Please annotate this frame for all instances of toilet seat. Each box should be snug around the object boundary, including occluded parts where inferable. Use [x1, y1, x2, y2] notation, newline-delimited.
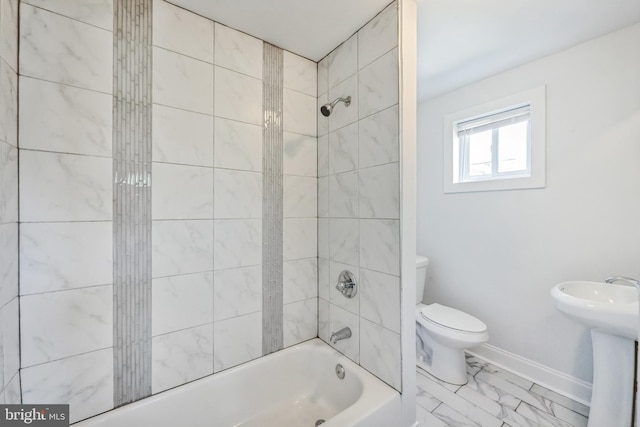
[419, 303, 487, 334]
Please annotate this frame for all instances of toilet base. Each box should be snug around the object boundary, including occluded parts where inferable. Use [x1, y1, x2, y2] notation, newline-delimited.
[417, 326, 469, 385]
[418, 345, 468, 385]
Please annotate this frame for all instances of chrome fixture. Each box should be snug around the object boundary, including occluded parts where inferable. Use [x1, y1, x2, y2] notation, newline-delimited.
[336, 270, 357, 298]
[320, 96, 351, 117]
[605, 276, 640, 290]
[335, 364, 346, 380]
[330, 327, 352, 344]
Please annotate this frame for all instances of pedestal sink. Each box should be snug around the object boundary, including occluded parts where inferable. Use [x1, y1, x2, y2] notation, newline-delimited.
[551, 281, 639, 427]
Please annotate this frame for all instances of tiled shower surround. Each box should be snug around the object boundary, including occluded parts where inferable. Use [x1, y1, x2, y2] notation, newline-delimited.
[12, 0, 400, 422]
[0, 0, 20, 406]
[18, 1, 117, 421]
[317, 3, 402, 390]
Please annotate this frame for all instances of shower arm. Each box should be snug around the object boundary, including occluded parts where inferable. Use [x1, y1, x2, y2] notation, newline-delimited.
[330, 96, 351, 108]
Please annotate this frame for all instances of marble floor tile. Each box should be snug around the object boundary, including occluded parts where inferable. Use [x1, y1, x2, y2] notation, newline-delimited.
[480, 363, 534, 390]
[465, 354, 490, 376]
[417, 386, 441, 412]
[474, 371, 548, 412]
[432, 403, 481, 427]
[417, 371, 502, 427]
[500, 411, 542, 427]
[530, 384, 590, 418]
[516, 403, 581, 427]
[416, 355, 589, 427]
[464, 373, 521, 411]
[417, 405, 448, 427]
[456, 382, 508, 418]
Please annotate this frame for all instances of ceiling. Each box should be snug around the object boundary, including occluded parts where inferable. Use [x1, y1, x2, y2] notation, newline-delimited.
[419, 0, 640, 101]
[168, 0, 392, 62]
[169, 0, 640, 102]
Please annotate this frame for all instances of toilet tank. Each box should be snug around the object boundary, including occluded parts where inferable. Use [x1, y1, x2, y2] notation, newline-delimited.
[416, 255, 429, 304]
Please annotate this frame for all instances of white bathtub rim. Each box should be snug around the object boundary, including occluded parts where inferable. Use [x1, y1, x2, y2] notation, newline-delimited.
[73, 338, 399, 426]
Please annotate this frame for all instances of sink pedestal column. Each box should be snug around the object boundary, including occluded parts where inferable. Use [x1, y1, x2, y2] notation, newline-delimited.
[589, 329, 635, 427]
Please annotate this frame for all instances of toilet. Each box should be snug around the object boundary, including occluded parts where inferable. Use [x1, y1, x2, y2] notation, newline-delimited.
[415, 255, 489, 385]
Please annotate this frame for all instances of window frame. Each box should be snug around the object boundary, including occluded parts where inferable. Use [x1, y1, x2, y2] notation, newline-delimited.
[443, 87, 546, 193]
[458, 105, 531, 183]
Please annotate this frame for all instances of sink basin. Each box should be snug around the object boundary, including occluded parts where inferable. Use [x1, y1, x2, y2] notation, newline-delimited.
[550, 281, 638, 339]
[551, 280, 639, 427]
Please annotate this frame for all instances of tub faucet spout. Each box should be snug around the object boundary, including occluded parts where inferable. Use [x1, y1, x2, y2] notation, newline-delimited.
[330, 327, 352, 344]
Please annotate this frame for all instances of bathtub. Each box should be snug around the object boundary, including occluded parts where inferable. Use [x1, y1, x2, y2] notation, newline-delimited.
[74, 338, 401, 427]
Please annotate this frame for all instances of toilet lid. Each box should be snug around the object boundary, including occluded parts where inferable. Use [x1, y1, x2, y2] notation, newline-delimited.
[420, 303, 487, 333]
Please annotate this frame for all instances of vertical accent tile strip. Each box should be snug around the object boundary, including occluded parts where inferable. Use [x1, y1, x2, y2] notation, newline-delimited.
[113, 0, 153, 406]
[262, 43, 284, 355]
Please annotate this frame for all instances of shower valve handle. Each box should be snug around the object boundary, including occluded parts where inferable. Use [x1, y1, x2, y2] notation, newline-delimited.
[336, 270, 357, 298]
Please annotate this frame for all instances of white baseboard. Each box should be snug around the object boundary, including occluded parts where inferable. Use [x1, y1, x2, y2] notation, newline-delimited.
[468, 343, 592, 406]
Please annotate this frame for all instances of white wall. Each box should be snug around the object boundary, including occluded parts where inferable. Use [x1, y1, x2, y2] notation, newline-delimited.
[399, 0, 418, 425]
[417, 22, 640, 396]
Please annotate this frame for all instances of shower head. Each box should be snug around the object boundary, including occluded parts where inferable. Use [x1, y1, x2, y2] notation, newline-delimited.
[320, 96, 351, 117]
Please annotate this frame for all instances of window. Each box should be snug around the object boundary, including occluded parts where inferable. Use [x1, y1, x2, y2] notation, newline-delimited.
[444, 87, 546, 193]
[457, 105, 530, 182]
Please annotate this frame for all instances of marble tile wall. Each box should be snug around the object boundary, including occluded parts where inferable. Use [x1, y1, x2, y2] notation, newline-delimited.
[150, 0, 319, 393]
[18, 1, 115, 421]
[150, 1, 215, 394]
[0, 0, 19, 405]
[282, 51, 319, 349]
[317, 2, 402, 392]
[16, 0, 318, 420]
[211, 20, 265, 374]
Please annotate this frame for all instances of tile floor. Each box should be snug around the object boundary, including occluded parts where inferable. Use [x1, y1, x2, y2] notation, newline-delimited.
[416, 354, 590, 427]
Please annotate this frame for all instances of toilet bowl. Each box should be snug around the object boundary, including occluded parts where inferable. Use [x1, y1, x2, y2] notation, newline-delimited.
[415, 256, 489, 385]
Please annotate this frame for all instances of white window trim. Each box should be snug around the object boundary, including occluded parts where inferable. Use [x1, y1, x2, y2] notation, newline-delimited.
[443, 86, 546, 193]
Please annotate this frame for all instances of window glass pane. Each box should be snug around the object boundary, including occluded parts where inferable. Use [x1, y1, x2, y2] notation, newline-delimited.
[445, 87, 545, 193]
[468, 130, 492, 176]
[498, 121, 528, 173]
